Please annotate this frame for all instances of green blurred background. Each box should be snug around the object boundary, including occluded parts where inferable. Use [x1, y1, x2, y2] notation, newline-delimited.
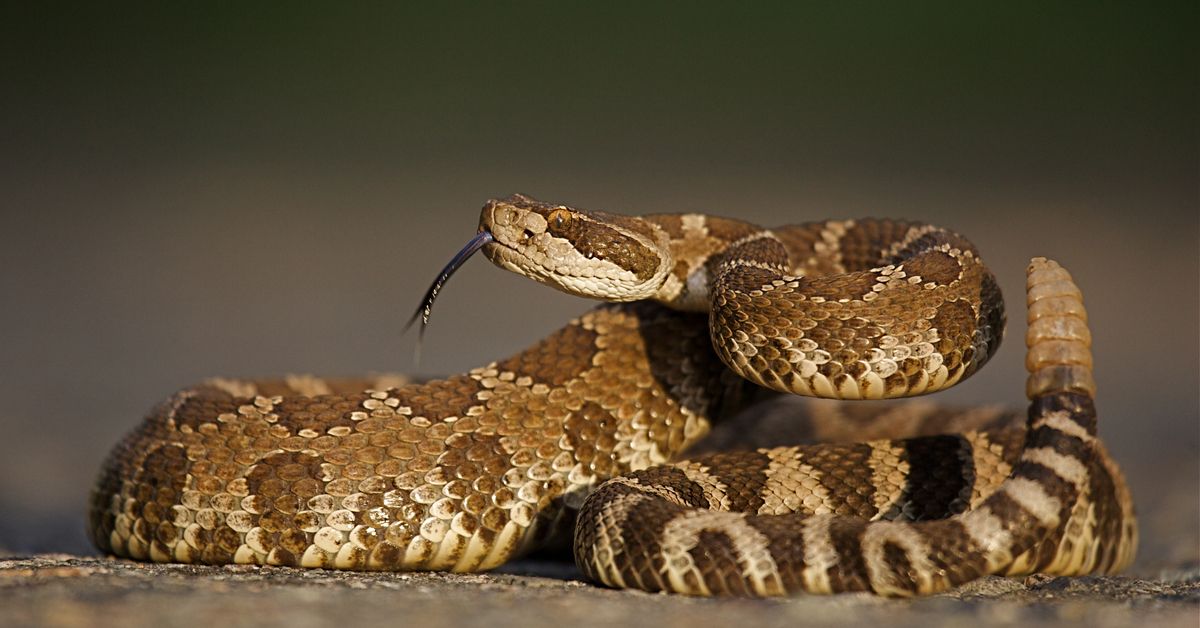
[1, 3, 1196, 570]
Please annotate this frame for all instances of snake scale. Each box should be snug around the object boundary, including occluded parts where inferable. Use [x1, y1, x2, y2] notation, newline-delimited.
[89, 195, 1136, 596]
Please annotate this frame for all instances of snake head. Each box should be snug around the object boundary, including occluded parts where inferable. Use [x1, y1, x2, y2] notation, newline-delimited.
[479, 194, 673, 301]
[405, 194, 672, 342]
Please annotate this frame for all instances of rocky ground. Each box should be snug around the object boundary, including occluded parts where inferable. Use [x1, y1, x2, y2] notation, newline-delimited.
[1, 554, 1196, 628]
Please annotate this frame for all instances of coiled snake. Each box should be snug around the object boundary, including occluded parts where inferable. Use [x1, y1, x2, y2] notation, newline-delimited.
[89, 195, 1136, 596]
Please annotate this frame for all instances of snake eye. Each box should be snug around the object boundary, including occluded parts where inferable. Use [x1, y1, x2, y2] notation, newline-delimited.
[547, 208, 571, 230]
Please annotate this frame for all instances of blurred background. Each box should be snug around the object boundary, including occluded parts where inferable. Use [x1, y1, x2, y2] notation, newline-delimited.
[1, 4, 1195, 572]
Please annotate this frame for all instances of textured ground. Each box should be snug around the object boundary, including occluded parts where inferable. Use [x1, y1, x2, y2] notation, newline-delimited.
[1, 554, 1196, 628]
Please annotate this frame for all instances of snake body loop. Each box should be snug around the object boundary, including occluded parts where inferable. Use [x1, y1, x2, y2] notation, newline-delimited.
[89, 195, 1135, 596]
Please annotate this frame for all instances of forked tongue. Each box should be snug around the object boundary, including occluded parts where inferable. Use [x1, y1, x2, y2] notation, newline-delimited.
[404, 230, 495, 362]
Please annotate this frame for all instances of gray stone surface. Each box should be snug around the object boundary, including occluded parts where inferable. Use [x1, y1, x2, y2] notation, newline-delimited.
[1, 555, 1196, 628]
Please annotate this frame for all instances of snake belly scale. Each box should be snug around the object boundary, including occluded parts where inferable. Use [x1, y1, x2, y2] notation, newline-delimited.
[89, 195, 1135, 596]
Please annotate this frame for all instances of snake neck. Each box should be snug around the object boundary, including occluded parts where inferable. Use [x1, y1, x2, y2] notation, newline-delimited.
[645, 214, 775, 312]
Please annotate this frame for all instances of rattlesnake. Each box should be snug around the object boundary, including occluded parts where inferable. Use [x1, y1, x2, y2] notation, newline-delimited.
[89, 195, 1136, 596]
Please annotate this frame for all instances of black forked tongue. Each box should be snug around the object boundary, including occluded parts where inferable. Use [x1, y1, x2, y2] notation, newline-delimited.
[404, 230, 495, 361]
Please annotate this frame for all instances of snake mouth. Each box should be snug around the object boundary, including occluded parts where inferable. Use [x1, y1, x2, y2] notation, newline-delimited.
[405, 229, 495, 338]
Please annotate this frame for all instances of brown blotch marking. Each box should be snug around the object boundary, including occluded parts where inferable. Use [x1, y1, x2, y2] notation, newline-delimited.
[464, 433, 510, 482]
[172, 394, 241, 430]
[279, 528, 310, 554]
[645, 214, 685, 238]
[888, 435, 974, 521]
[1085, 446, 1128, 572]
[90, 426, 155, 547]
[652, 465, 715, 511]
[983, 484, 1055, 552]
[987, 426, 1027, 466]
[155, 521, 178, 545]
[370, 541, 403, 568]
[274, 393, 368, 435]
[826, 518, 870, 592]
[715, 264, 780, 296]
[768, 221, 838, 275]
[626, 467, 711, 508]
[1015, 461, 1077, 521]
[245, 451, 323, 497]
[403, 375, 486, 420]
[585, 208, 663, 243]
[698, 216, 763, 244]
[976, 269, 1006, 363]
[564, 400, 621, 467]
[921, 519, 987, 585]
[924, 229, 978, 258]
[885, 227, 978, 266]
[838, 219, 920, 271]
[1030, 425, 1088, 462]
[798, 271, 881, 301]
[537, 207, 662, 281]
[1030, 392, 1097, 435]
[745, 513, 807, 592]
[603, 496, 682, 592]
[881, 541, 918, 593]
[983, 490, 1069, 580]
[635, 303, 735, 419]
[900, 250, 962, 286]
[796, 443, 877, 517]
[671, 258, 693, 287]
[92, 420, 189, 552]
[720, 235, 788, 270]
[686, 450, 771, 513]
[930, 299, 977, 361]
[818, 361, 845, 380]
[497, 323, 599, 387]
[693, 529, 754, 596]
[214, 526, 242, 553]
[1027, 499, 1076, 572]
[267, 548, 298, 567]
[135, 444, 190, 515]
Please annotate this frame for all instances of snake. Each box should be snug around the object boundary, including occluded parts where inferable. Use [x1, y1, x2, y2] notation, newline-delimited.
[88, 194, 1137, 596]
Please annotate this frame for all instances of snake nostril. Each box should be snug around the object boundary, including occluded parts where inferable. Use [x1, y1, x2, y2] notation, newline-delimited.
[522, 228, 535, 241]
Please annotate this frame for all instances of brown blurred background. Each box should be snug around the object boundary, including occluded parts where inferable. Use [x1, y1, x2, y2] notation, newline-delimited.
[1, 4, 1196, 570]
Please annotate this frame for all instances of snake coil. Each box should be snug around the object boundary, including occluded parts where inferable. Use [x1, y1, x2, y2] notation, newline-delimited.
[89, 196, 1135, 596]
